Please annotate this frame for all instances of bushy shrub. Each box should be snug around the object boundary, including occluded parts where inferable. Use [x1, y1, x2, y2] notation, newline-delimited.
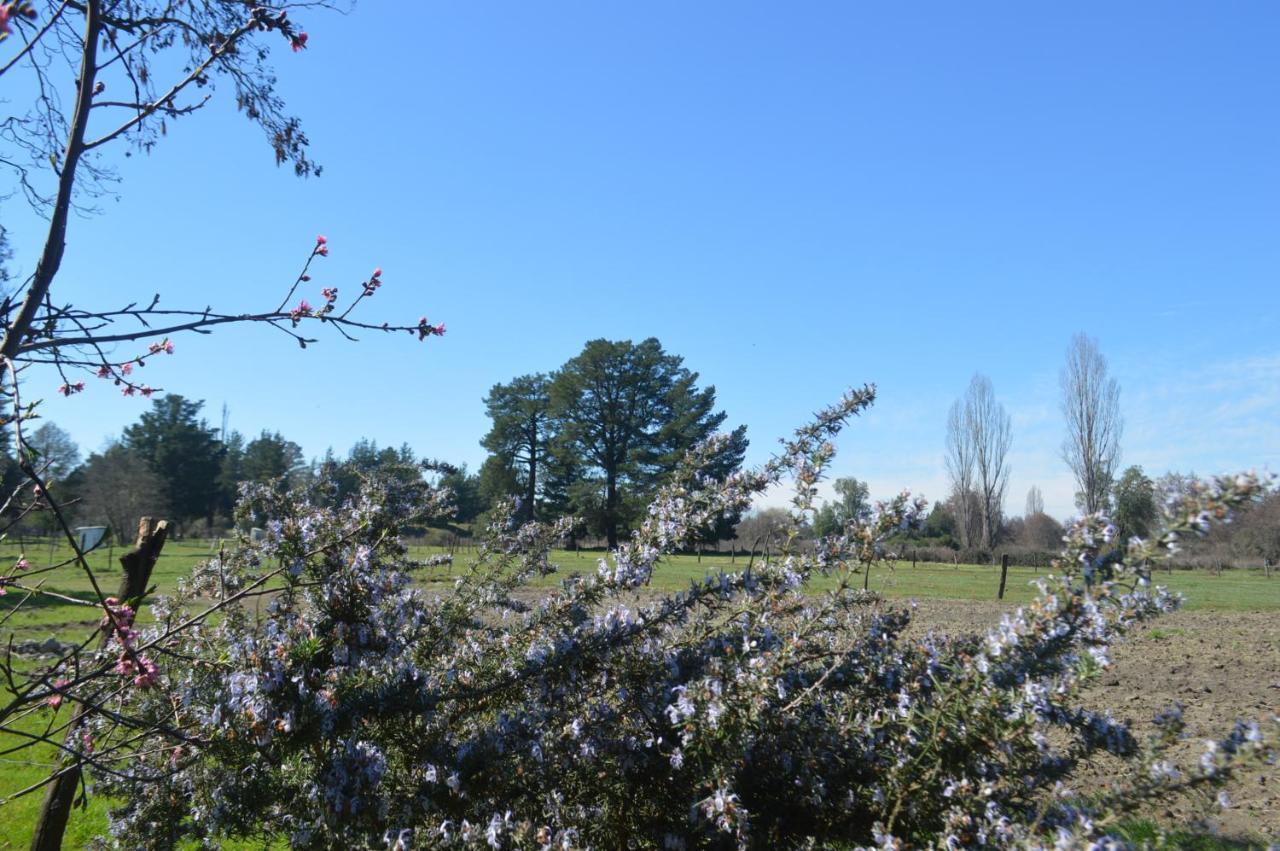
[63, 389, 1277, 849]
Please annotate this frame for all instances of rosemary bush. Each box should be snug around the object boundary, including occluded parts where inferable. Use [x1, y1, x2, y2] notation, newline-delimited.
[54, 389, 1275, 849]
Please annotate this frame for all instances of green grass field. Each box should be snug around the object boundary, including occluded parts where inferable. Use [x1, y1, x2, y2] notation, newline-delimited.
[0, 538, 1276, 846]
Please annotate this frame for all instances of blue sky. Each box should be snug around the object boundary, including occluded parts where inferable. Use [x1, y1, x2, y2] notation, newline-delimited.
[4, 2, 1278, 520]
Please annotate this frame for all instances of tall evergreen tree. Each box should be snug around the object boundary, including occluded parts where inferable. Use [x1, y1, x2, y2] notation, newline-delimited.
[1112, 465, 1157, 541]
[481, 374, 551, 523]
[242, 431, 307, 489]
[216, 430, 247, 520]
[549, 338, 747, 548]
[123, 395, 224, 534]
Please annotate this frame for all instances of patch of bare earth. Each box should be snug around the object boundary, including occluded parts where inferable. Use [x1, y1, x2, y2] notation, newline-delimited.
[900, 599, 1280, 843]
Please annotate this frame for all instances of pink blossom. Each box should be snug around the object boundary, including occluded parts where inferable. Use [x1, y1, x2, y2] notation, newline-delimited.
[96, 365, 111, 378]
[47, 679, 70, 709]
[322, 287, 338, 302]
[121, 362, 133, 376]
[372, 267, 382, 279]
[16, 557, 29, 571]
[316, 234, 327, 245]
[122, 386, 136, 396]
[140, 385, 154, 397]
[0, 6, 10, 37]
[132, 656, 159, 688]
[291, 31, 308, 52]
[289, 300, 313, 322]
[417, 317, 446, 341]
[164, 340, 174, 354]
[114, 651, 160, 688]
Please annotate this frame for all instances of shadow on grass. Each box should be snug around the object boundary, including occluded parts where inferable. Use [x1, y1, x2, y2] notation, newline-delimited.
[0, 586, 102, 612]
[1118, 819, 1266, 849]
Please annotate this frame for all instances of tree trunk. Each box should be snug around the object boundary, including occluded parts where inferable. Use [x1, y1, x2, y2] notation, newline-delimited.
[605, 472, 619, 549]
[526, 433, 538, 523]
[31, 517, 168, 851]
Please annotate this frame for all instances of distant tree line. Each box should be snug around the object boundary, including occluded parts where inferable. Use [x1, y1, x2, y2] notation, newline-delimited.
[2, 337, 749, 550]
[5, 397, 342, 541]
[6, 332, 1277, 570]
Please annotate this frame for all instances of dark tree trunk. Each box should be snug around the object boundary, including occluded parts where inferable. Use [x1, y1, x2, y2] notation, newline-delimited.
[605, 471, 619, 549]
[526, 432, 537, 523]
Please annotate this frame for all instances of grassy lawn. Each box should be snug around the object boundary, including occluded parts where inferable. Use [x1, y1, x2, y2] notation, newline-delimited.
[0, 538, 1276, 846]
[511, 547, 1280, 612]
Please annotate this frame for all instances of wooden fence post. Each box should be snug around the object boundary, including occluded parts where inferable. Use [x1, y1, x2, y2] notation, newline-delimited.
[997, 553, 1009, 601]
[30, 518, 168, 851]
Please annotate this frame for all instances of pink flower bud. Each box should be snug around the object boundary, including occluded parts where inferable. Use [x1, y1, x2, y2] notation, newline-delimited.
[47, 679, 70, 709]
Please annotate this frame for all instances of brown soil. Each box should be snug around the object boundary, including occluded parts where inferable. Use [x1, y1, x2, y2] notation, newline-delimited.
[900, 599, 1280, 843]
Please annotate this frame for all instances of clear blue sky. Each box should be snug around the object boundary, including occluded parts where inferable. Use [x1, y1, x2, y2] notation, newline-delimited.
[4, 2, 1278, 520]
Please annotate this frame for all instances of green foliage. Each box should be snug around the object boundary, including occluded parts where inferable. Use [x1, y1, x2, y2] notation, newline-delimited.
[481, 373, 551, 522]
[438, 464, 484, 524]
[1114, 465, 1158, 541]
[122, 395, 224, 532]
[241, 430, 307, 489]
[548, 338, 746, 546]
[320, 439, 418, 506]
[812, 476, 871, 537]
